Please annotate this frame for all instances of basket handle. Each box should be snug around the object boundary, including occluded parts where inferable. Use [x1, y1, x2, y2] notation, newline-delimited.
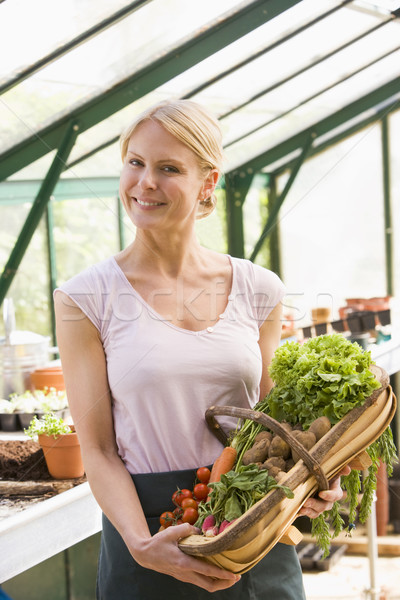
[205, 405, 329, 491]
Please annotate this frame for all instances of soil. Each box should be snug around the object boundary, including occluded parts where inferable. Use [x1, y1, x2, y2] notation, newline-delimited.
[0, 440, 51, 481]
[0, 440, 86, 518]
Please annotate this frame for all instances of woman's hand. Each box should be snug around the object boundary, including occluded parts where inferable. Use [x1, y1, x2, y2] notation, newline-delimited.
[132, 522, 241, 592]
[298, 465, 351, 519]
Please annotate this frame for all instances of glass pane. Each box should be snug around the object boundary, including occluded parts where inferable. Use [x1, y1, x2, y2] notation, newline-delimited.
[54, 196, 123, 282]
[278, 126, 385, 326]
[0, 0, 242, 151]
[0, 208, 50, 337]
[389, 109, 400, 307]
[0, 0, 134, 78]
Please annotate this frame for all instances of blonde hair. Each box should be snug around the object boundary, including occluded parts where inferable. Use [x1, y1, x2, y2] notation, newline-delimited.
[120, 99, 223, 219]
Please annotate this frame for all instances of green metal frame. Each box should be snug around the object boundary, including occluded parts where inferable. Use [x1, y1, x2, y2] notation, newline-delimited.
[265, 174, 281, 276]
[45, 200, 58, 345]
[381, 115, 393, 296]
[0, 121, 79, 305]
[0, 0, 301, 181]
[117, 197, 126, 251]
[224, 169, 255, 257]
[249, 134, 313, 261]
[0, 0, 151, 95]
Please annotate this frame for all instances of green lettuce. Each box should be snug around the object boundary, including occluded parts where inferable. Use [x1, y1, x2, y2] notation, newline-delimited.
[267, 333, 381, 427]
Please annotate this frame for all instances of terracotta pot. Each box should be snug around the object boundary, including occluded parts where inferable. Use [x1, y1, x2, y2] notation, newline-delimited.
[30, 368, 65, 391]
[38, 431, 84, 479]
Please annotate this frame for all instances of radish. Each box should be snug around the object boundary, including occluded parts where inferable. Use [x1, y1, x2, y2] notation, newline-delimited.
[205, 526, 219, 537]
[218, 519, 237, 534]
[201, 514, 215, 534]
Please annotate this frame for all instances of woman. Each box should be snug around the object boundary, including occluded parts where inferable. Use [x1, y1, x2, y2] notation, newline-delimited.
[54, 99, 347, 599]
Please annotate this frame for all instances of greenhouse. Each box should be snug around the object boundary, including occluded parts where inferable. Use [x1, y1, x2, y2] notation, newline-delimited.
[0, 1, 400, 599]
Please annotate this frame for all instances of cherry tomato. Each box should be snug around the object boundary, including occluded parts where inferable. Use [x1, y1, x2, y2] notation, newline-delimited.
[172, 488, 193, 506]
[193, 483, 209, 501]
[181, 498, 198, 510]
[173, 507, 183, 519]
[182, 507, 198, 524]
[196, 467, 211, 484]
[159, 511, 174, 528]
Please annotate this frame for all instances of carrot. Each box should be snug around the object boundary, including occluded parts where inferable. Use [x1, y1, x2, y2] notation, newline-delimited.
[208, 446, 237, 485]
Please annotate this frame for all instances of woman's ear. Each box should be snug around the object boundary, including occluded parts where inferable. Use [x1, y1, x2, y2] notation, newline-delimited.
[200, 169, 219, 201]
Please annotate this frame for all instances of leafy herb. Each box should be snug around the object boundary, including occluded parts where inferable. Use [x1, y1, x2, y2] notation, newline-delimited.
[24, 412, 71, 438]
[195, 465, 293, 529]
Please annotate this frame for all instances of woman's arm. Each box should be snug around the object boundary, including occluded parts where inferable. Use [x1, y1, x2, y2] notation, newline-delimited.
[257, 302, 347, 518]
[54, 291, 239, 592]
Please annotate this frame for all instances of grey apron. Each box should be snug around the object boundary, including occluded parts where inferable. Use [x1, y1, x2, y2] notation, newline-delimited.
[96, 468, 306, 599]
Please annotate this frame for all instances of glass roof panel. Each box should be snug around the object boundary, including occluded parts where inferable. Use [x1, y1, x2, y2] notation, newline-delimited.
[0, 0, 134, 78]
[224, 49, 400, 172]
[0, 0, 242, 151]
[191, 5, 384, 115]
[221, 23, 400, 145]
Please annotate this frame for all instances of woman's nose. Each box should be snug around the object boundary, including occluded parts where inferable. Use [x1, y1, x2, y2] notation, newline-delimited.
[139, 167, 157, 189]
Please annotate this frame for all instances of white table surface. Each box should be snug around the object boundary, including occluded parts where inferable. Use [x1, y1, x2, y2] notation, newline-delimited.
[0, 481, 102, 583]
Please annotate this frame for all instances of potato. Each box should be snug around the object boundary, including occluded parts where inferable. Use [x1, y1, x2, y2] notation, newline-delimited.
[265, 465, 281, 478]
[269, 435, 291, 460]
[262, 457, 286, 471]
[254, 430, 272, 444]
[242, 438, 270, 465]
[291, 431, 317, 463]
[308, 416, 331, 441]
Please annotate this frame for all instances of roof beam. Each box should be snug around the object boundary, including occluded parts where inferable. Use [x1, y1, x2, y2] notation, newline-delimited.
[225, 75, 400, 176]
[273, 97, 400, 175]
[0, 0, 301, 181]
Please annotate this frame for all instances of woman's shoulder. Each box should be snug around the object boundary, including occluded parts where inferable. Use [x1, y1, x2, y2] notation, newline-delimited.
[230, 256, 285, 293]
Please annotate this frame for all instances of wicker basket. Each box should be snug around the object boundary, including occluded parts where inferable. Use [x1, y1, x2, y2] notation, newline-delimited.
[178, 365, 396, 574]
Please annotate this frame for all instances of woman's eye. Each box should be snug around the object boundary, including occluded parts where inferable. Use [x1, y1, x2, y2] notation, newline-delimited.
[129, 159, 143, 166]
[162, 165, 179, 173]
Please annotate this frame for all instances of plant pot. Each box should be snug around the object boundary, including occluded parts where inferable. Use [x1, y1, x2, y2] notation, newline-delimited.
[0, 412, 20, 431]
[30, 367, 65, 391]
[38, 431, 84, 479]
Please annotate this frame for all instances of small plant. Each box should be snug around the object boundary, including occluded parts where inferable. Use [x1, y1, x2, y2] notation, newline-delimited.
[25, 412, 72, 439]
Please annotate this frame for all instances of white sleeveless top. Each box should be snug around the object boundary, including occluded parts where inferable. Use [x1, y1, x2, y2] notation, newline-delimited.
[56, 255, 285, 474]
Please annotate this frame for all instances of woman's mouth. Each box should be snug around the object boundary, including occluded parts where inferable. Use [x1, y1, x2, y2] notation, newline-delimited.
[134, 197, 165, 207]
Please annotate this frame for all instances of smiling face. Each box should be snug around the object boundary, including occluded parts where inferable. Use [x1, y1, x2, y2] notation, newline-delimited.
[119, 119, 216, 233]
